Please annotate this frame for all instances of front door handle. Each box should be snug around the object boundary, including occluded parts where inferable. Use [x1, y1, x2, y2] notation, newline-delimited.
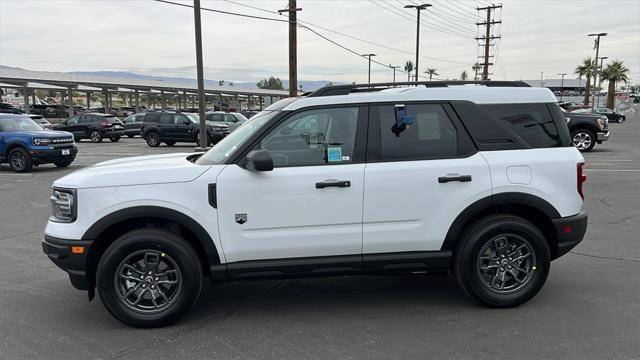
[315, 180, 351, 189]
[438, 175, 472, 183]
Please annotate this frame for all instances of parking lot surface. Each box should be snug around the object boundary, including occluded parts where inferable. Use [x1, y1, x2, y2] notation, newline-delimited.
[1, 107, 639, 360]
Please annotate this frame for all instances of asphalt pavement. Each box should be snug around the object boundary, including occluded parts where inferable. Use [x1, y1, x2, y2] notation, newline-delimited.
[1, 106, 639, 360]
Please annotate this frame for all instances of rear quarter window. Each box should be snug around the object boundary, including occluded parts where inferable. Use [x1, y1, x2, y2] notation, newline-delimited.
[480, 103, 569, 148]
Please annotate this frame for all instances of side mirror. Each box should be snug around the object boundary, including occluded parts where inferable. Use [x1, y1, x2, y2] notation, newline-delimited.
[245, 149, 273, 172]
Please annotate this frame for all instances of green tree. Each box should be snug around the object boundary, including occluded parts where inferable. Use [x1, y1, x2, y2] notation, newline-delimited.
[601, 60, 630, 109]
[256, 76, 284, 90]
[404, 61, 414, 82]
[575, 57, 596, 105]
[460, 70, 469, 81]
[425, 68, 439, 81]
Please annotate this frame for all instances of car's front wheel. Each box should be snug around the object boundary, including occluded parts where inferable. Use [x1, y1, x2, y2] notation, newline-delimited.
[9, 147, 33, 172]
[454, 214, 550, 308]
[571, 128, 596, 152]
[617, 116, 625, 123]
[96, 229, 203, 328]
[89, 129, 103, 143]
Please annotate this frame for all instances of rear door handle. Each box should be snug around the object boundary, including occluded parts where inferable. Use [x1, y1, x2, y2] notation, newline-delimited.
[438, 175, 472, 183]
[315, 180, 351, 189]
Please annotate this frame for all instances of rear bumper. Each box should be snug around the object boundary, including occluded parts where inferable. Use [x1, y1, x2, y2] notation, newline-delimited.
[104, 129, 125, 137]
[597, 131, 610, 143]
[42, 235, 92, 290]
[552, 211, 588, 259]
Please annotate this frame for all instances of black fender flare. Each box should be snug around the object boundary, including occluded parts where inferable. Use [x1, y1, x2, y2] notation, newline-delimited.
[441, 192, 560, 251]
[82, 206, 222, 275]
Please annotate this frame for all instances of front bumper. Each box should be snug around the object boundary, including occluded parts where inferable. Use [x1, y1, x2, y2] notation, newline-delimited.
[31, 145, 78, 164]
[597, 131, 610, 143]
[552, 211, 588, 259]
[42, 235, 92, 290]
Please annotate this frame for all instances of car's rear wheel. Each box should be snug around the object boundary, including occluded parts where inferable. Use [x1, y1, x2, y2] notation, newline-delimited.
[96, 229, 203, 328]
[571, 128, 596, 152]
[9, 147, 33, 172]
[145, 132, 160, 147]
[110, 136, 121, 142]
[454, 214, 550, 308]
[89, 130, 103, 143]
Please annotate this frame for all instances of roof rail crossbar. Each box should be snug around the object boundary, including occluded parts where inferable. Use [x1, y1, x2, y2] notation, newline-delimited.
[307, 81, 531, 97]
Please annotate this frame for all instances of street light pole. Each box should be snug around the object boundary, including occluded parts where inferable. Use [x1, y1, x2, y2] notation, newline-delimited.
[558, 73, 567, 101]
[389, 65, 400, 83]
[362, 53, 376, 84]
[596, 56, 608, 108]
[193, 0, 208, 150]
[588, 32, 607, 109]
[404, 3, 432, 82]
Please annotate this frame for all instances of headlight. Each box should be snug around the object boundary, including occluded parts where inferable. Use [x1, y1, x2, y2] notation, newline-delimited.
[49, 188, 76, 222]
[33, 138, 52, 146]
[597, 117, 606, 130]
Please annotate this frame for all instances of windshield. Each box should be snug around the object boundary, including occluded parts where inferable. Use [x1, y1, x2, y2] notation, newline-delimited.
[196, 111, 278, 165]
[0, 115, 44, 132]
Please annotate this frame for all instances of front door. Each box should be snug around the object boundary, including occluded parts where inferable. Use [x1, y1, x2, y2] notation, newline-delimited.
[362, 103, 492, 255]
[216, 106, 367, 263]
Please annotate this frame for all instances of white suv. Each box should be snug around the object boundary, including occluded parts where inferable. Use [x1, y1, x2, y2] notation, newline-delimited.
[43, 81, 588, 327]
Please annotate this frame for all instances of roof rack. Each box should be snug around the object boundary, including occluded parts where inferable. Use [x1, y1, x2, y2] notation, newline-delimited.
[307, 81, 531, 98]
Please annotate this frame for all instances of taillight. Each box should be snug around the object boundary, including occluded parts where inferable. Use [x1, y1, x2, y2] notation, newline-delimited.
[577, 162, 586, 199]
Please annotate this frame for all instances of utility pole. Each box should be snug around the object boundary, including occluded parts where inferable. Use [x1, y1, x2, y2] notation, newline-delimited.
[389, 65, 400, 83]
[279, 1, 302, 97]
[540, 72, 544, 87]
[361, 54, 376, 83]
[558, 73, 567, 101]
[404, 3, 432, 82]
[476, 4, 502, 80]
[193, 0, 208, 150]
[588, 32, 607, 109]
[596, 55, 608, 108]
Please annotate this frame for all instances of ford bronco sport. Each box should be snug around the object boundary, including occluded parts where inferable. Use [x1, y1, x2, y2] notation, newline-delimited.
[43, 81, 587, 327]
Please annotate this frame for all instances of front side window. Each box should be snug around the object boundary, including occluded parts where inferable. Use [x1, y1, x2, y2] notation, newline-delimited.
[376, 104, 458, 161]
[224, 114, 238, 123]
[257, 107, 359, 167]
[66, 115, 80, 125]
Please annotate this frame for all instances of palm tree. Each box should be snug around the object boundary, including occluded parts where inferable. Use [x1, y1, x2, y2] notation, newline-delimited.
[575, 57, 596, 105]
[404, 61, 414, 82]
[472, 63, 481, 80]
[425, 68, 439, 81]
[460, 70, 469, 81]
[601, 60, 630, 109]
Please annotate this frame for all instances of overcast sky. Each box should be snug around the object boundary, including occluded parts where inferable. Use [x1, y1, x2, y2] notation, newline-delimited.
[1, 0, 638, 84]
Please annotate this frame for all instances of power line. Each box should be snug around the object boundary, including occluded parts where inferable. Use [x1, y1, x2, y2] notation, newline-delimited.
[405, 0, 478, 23]
[395, 1, 477, 36]
[153, 0, 288, 23]
[220, 0, 470, 65]
[435, 0, 479, 19]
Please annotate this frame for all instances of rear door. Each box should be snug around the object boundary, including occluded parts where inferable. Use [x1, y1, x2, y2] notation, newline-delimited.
[362, 102, 491, 256]
[157, 113, 175, 138]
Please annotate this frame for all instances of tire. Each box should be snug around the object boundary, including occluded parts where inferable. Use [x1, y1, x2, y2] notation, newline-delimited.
[127, 134, 135, 138]
[571, 128, 596, 152]
[195, 133, 211, 147]
[8, 147, 33, 172]
[54, 158, 74, 168]
[96, 229, 203, 328]
[89, 129, 103, 143]
[165, 140, 176, 146]
[145, 132, 160, 147]
[109, 136, 121, 142]
[617, 116, 624, 123]
[454, 214, 550, 308]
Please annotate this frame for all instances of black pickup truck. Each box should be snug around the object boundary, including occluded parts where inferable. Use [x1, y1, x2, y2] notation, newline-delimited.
[563, 109, 609, 152]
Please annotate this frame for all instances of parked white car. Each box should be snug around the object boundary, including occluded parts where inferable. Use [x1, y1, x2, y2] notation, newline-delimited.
[43, 81, 587, 327]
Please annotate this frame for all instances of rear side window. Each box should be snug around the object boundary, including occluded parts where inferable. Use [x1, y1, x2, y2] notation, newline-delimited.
[159, 114, 173, 124]
[145, 113, 160, 123]
[480, 103, 562, 148]
[375, 104, 460, 161]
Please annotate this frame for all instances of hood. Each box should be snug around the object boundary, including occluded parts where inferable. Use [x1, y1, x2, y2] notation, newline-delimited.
[206, 120, 229, 128]
[14, 130, 73, 138]
[53, 153, 211, 189]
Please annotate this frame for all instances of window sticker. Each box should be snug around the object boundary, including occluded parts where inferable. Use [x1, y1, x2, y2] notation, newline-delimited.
[341, 155, 350, 161]
[327, 146, 342, 162]
[391, 104, 414, 137]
